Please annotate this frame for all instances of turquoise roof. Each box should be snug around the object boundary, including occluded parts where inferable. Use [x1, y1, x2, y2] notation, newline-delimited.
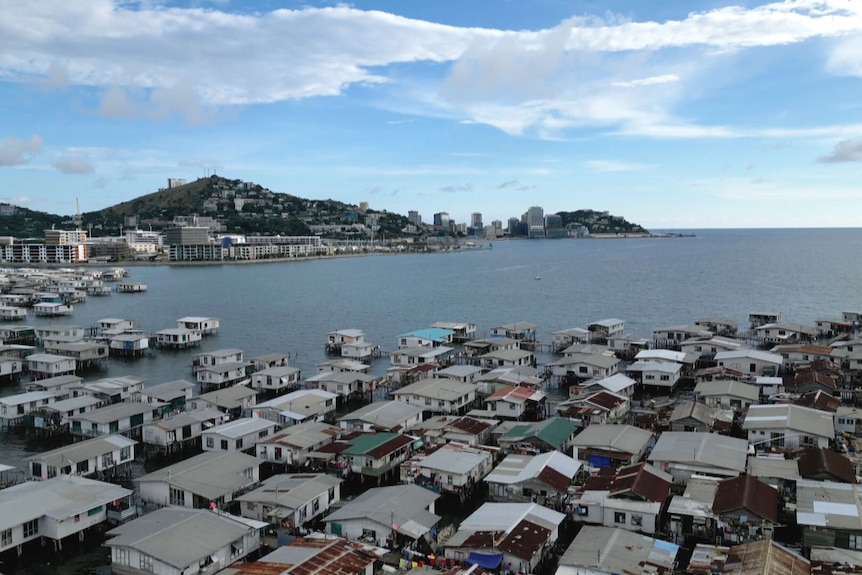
[343, 432, 399, 455]
[502, 417, 576, 449]
[399, 328, 455, 342]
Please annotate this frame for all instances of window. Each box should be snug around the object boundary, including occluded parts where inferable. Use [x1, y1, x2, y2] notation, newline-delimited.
[631, 514, 643, 527]
[221, 439, 228, 450]
[576, 506, 588, 516]
[236, 438, 243, 449]
[243, 467, 253, 479]
[114, 548, 129, 565]
[102, 452, 115, 468]
[258, 429, 268, 438]
[425, 398, 432, 405]
[1, 528, 11, 546]
[23, 519, 38, 538]
[851, 534, 862, 550]
[76, 460, 89, 473]
[120, 446, 132, 460]
[660, 375, 670, 381]
[139, 554, 154, 572]
[579, 366, 588, 374]
[206, 437, 214, 448]
[170, 487, 185, 506]
[614, 512, 626, 524]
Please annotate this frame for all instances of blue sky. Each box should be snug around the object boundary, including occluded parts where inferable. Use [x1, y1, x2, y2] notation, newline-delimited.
[2, 0, 862, 229]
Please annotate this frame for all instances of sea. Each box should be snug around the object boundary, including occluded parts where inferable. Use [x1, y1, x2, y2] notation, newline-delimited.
[1, 227, 861, 572]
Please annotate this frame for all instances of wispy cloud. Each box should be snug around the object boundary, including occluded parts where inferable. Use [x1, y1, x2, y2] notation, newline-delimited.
[0, 135, 43, 166]
[584, 159, 652, 172]
[438, 183, 473, 193]
[612, 75, 680, 88]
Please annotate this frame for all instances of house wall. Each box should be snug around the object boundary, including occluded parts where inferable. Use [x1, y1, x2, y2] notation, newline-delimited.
[327, 517, 390, 544]
[601, 503, 660, 535]
[746, 428, 830, 450]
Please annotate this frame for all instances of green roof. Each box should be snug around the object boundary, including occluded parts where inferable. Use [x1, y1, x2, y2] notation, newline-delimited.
[343, 432, 399, 455]
[502, 417, 576, 449]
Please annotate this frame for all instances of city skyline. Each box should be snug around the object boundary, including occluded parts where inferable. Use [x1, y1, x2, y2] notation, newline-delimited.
[2, 1, 862, 229]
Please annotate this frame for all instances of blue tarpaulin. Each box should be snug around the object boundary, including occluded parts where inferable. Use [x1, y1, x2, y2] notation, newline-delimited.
[466, 552, 503, 569]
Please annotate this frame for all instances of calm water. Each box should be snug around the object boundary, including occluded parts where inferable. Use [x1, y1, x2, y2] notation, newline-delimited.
[1, 228, 861, 571]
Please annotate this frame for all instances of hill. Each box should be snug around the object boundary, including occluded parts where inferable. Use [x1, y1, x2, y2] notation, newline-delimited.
[0, 176, 648, 239]
[556, 209, 648, 235]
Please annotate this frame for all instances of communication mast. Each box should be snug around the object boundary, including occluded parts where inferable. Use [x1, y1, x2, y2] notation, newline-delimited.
[75, 198, 83, 232]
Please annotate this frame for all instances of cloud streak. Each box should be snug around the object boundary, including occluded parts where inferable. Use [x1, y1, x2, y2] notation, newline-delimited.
[53, 155, 95, 174]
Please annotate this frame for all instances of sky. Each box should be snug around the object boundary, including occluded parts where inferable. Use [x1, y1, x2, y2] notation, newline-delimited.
[1, 1, 862, 229]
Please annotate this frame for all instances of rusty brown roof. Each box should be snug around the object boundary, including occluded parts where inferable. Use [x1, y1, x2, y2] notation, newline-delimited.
[366, 433, 413, 459]
[798, 447, 856, 483]
[460, 530, 502, 550]
[450, 416, 493, 435]
[793, 390, 839, 413]
[712, 475, 778, 523]
[285, 537, 376, 575]
[725, 540, 809, 575]
[537, 465, 571, 494]
[497, 519, 551, 561]
[225, 562, 287, 575]
[607, 462, 672, 504]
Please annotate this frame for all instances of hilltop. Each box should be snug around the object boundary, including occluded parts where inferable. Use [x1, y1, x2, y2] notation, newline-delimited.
[0, 176, 649, 239]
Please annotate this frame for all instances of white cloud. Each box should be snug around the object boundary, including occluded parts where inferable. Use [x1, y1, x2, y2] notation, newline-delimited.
[612, 75, 680, 88]
[53, 155, 95, 174]
[0, 0, 859, 137]
[0, 135, 43, 166]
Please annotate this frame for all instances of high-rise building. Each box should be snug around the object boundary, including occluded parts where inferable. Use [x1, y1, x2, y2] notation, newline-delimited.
[508, 217, 521, 236]
[527, 206, 545, 238]
[433, 212, 450, 228]
[470, 212, 483, 230]
[408, 211, 422, 226]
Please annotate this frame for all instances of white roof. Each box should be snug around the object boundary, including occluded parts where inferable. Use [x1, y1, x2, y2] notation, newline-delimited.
[415, 444, 491, 475]
[715, 349, 783, 364]
[337, 401, 422, 428]
[0, 475, 131, 531]
[485, 451, 581, 485]
[257, 388, 337, 408]
[648, 432, 748, 473]
[205, 417, 277, 439]
[571, 424, 653, 455]
[742, 404, 835, 438]
[457, 502, 564, 534]
[627, 361, 683, 374]
[586, 373, 637, 393]
[0, 390, 57, 406]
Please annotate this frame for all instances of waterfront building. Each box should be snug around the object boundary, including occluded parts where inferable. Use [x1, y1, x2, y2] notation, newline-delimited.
[648, 432, 748, 485]
[189, 386, 257, 419]
[26, 434, 136, 480]
[569, 462, 672, 535]
[105, 508, 265, 575]
[155, 327, 202, 349]
[497, 418, 577, 455]
[139, 379, 195, 410]
[69, 401, 165, 438]
[337, 400, 423, 433]
[391, 378, 477, 416]
[557, 526, 679, 575]
[142, 408, 227, 452]
[527, 206, 545, 238]
[570, 424, 653, 468]
[304, 371, 376, 402]
[256, 421, 341, 467]
[0, 475, 132, 556]
[136, 451, 260, 509]
[397, 327, 455, 349]
[714, 349, 783, 376]
[587, 318, 626, 343]
[236, 473, 342, 526]
[443, 502, 564, 574]
[486, 451, 581, 508]
[400, 442, 495, 497]
[250, 365, 301, 393]
[742, 403, 834, 451]
[412, 415, 497, 448]
[0, 390, 59, 430]
[202, 417, 279, 453]
[177, 316, 220, 335]
[324, 484, 440, 546]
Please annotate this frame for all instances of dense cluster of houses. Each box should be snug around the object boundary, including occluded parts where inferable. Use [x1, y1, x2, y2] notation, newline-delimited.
[5, 268, 862, 574]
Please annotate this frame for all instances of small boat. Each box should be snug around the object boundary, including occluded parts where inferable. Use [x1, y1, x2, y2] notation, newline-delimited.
[535, 276, 542, 280]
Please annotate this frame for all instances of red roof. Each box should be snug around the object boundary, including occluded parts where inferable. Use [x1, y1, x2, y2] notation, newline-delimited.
[606, 463, 672, 504]
[498, 519, 552, 560]
[283, 537, 376, 575]
[712, 475, 778, 523]
[488, 385, 536, 403]
[367, 434, 414, 459]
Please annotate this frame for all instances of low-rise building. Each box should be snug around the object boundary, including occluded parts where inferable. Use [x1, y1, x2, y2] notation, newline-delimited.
[556, 525, 679, 575]
[256, 421, 341, 468]
[236, 473, 342, 528]
[105, 508, 264, 575]
[337, 400, 423, 433]
[497, 417, 577, 455]
[743, 403, 834, 451]
[202, 417, 279, 453]
[571, 424, 653, 468]
[648, 432, 748, 485]
[486, 451, 582, 510]
[401, 443, 495, 496]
